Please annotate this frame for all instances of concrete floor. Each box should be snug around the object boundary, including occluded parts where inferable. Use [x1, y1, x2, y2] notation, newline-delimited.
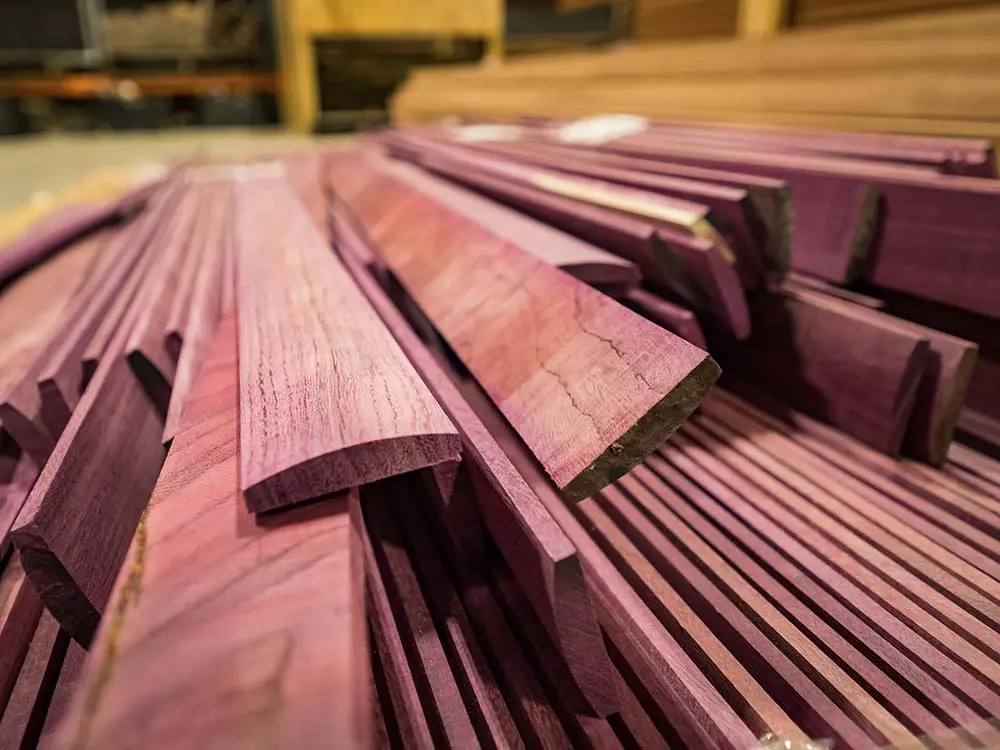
[0, 129, 320, 212]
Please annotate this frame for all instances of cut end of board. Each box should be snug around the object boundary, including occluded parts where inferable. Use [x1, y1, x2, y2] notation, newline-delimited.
[242, 433, 463, 513]
[13, 541, 100, 646]
[562, 354, 721, 501]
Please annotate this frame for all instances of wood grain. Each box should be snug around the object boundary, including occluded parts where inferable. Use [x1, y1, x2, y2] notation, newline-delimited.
[162, 184, 229, 444]
[625, 288, 707, 349]
[235, 176, 460, 512]
[10, 259, 168, 644]
[785, 272, 885, 310]
[0, 611, 68, 750]
[125, 187, 203, 417]
[0, 554, 44, 716]
[371, 156, 639, 295]
[54, 315, 371, 749]
[716, 287, 930, 455]
[335, 213, 619, 716]
[332, 150, 720, 500]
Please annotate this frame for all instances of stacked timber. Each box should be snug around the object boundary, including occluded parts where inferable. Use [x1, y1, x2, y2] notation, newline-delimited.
[0, 120, 999, 749]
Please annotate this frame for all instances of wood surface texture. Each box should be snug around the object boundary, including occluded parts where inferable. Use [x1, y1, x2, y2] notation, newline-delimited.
[54, 316, 371, 749]
[626, 288, 708, 349]
[10, 264, 167, 645]
[383, 137, 752, 338]
[0, 554, 44, 716]
[717, 288, 931, 455]
[234, 176, 460, 513]
[785, 271, 886, 309]
[335, 213, 619, 716]
[364, 156, 639, 296]
[331, 149, 721, 500]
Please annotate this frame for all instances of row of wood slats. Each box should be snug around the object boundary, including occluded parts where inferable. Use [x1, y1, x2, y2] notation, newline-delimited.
[0, 117, 998, 748]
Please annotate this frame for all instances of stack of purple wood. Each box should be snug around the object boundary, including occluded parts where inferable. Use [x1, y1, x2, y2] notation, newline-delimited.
[0, 122, 999, 750]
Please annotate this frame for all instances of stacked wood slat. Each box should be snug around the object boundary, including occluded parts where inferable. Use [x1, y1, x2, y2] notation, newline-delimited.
[0, 118, 999, 750]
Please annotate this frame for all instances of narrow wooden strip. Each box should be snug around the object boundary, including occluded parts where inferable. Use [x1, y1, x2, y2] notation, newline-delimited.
[125, 187, 203, 417]
[607, 653, 674, 750]
[625, 289, 707, 349]
[10, 257, 168, 644]
[363, 486, 481, 748]
[162, 185, 229, 444]
[456, 135, 771, 288]
[37, 187, 180, 437]
[360, 488, 436, 750]
[957, 409, 1000, 458]
[0, 554, 44, 716]
[950, 443, 1000, 487]
[0, 455, 38, 558]
[383, 140, 751, 338]
[716, 288, 930, 455]
[444, 359, 761, 749]
[786, 272, 885, 310]
[651, 441, 1000, 720]
[390, 483, 526, 749]
[38, 639, 86, 742]
[690, 411, 1000, 650]
[55, 316, 370, 749]
[487, 556, 626, 749]
[623, 466, 991, 745]
[162, 188, 215, 359]
[0, 611, 68, 750]
[597, 483, 904, 748]
[235, 177, 460, 513]
[336, 209, 619, 716]
[331, 151, 720, 500]
[576, 497, 812, 744]
[0, 232, 113, 464]
[705, 393, 1000, 588]
[374, 155, 639, 295]
[671, 427, 1000, 693]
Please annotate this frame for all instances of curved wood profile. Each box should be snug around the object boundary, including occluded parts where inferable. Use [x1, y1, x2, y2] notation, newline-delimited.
[235, 177, 460, 513]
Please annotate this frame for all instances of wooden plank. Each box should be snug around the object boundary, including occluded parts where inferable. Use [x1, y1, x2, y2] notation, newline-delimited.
[640, 451, 1000, 744]
[234, 177, 460, 513]
[39, 639, 87, 742]
[785, 272, 885, 309]
[654, 435, 1000, 718]
[0, 611, 68, 750]
[385, 138, 751, 338]
[162, 185, 229, 444]
[457, 136, 773, 287]
[626, 289, 707, 349]
[0, 554, 44, 716]
[437, 356, 763, 750]
[0, 232, 110, 464]
[125, 187, 203, 417]
[54, 315, 371, 749]
[10, 255, 168, 645]
[332, 150, 720, 501]
[335, 211, 619, 716]
[369, 156, 639, 296]
[716, 287, 930, 455]
[0, 455, 38, 558]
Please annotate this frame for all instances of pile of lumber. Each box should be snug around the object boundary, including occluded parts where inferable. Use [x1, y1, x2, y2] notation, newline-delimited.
[392, 3, 1000, 143]
[0, 119, 1000, 749]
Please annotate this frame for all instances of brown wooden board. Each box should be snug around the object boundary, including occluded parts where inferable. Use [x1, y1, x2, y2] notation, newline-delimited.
[234, 176, 460, 513]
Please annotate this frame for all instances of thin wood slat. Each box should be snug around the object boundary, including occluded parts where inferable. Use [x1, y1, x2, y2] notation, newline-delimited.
[0, 555, 44, 716]
[0, 232, 110, 465]
[125, 187, 203, 417]
[162, 184, 229, 444]
[384, 138, 752, 338]
[54, 316, 371, 749]
[717, 288, 930, 455]
[335, 212, 619, 717]
[0, 456, 38, 557]
[234, 177, 460, 513]
[333, 150, 720, 500]
[457, 136, 772, 288]
[9, 254, 168, 645]
[367, 156, 639, 296]
[39, 639, 86, 743]
[443, 358, 762, 750]
[0, 611, 68, 750]
[625, 289, 707, 349]
[785, 272, 885, 310]
[464, 139, 794, 277]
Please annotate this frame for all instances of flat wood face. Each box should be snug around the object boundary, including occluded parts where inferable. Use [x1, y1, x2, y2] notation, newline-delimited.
[56, 316, 370, 750]
[332, 151, 719, 500]
[234, 177, 460, 513]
